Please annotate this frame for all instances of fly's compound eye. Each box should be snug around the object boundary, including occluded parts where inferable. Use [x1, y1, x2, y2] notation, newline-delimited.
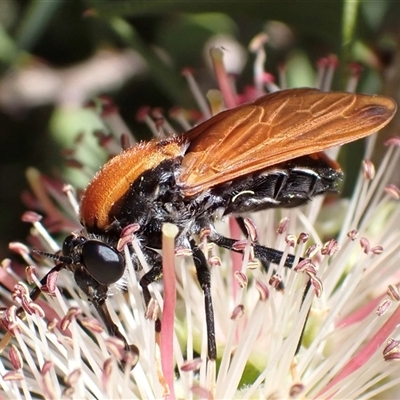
[81, 241, 125, 285]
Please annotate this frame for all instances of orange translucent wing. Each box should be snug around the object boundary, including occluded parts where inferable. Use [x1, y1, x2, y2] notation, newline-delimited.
[179, 88, 396, 196]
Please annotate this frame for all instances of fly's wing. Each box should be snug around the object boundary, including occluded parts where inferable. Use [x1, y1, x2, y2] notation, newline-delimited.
[179, 88, 396, 196]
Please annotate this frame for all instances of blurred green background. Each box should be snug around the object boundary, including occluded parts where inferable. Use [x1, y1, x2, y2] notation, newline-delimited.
[0, 0, 399, 259]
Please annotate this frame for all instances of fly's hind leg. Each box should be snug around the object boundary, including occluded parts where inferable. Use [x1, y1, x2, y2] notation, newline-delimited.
[209, 229, 299, 268]
[209, 226, 311, 353]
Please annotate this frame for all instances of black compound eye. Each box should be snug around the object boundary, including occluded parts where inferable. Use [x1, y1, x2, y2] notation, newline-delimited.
[81, 241, 125, 285]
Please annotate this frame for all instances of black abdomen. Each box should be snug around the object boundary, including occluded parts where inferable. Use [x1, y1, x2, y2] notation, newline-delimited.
[215, 155, 342, 215]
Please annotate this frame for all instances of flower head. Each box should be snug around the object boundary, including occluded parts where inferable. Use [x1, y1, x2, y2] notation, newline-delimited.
[1, 34, 400, 399]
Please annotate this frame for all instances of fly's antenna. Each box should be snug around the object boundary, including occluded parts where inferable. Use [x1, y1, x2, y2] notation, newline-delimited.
[32, 249, 72, 264]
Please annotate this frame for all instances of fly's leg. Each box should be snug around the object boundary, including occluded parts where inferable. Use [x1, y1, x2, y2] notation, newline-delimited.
[139, 249, 164, 332]
[92, 298, 140, 368]
[210, 227, 311, 353]
[234, 216, 284, 290]
[139, 244, 216, 361]
[190, 240, 216, 361]
[1, 263, 66, 344]
[209, 230, 298, 268]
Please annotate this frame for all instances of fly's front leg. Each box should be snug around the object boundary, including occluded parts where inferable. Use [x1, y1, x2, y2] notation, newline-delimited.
[93, 298, 140, 368]
[190, 240, 216, 361]
[139, 248, 163, 332]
